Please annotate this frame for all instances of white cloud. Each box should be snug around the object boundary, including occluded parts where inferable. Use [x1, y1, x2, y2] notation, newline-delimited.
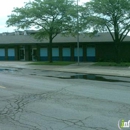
[0, 0, 29, 16]
[0, 0, 30, 32]
[79, 0, 89, 4]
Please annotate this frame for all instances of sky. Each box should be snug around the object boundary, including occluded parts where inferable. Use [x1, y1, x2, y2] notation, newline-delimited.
[0, 0, 30, 33]
[0, 0, 90, 33]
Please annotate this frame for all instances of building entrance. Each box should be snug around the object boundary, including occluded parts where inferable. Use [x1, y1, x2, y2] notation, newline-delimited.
[19, 48, 25, 60]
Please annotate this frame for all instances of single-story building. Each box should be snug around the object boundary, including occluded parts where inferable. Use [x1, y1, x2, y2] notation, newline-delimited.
[0, 31, 130, 62]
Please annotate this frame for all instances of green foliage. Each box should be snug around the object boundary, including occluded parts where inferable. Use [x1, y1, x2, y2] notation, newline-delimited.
[83, 0, 130, 62]
[6, 0, 77, 62]
[94, 62, 130, 67]
[6, 0, 75, 41]
[83, 0, 130, 40]
[28, 61, 75, 66]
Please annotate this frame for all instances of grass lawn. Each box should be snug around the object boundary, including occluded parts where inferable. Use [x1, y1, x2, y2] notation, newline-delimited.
[28, 61, 75, 66]
[94, 62, 130, 67]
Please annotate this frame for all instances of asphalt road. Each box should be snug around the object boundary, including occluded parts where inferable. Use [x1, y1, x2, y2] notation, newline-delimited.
[0, 68, 130, 130]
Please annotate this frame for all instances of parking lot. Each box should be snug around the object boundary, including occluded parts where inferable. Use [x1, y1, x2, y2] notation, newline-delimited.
[0, 67, 129, 130]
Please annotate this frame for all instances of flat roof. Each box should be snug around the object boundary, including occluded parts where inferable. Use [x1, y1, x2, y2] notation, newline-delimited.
[0, 33, 130, 44]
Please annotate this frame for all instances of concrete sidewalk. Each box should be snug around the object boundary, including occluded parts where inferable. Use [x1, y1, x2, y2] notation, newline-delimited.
[0, 61, 130, 77]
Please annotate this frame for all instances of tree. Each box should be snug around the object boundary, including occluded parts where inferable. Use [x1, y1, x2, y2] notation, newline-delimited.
[6, 0, 75, 62]
[83, 0, 130, 62]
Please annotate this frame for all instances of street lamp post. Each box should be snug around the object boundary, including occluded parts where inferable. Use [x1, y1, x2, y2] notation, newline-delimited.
[77, 0, 80, 66]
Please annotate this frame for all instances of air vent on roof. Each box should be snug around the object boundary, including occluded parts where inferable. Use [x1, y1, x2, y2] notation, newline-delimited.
[94, 33, 100, 37]
[2, 33, 7, 36]
[15, 31, 20, 35]
[24, 31, 27, 35]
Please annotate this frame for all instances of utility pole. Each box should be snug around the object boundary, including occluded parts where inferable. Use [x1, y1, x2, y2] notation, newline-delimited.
[77, 0, 80, 66]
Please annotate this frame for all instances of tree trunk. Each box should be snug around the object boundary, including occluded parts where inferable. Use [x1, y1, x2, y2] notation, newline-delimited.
[48, 36, 53, 63]
[114, 40, 121, 63]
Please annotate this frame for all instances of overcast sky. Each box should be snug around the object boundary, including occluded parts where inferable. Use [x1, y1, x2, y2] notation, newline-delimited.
[0, 0, 89, 33]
